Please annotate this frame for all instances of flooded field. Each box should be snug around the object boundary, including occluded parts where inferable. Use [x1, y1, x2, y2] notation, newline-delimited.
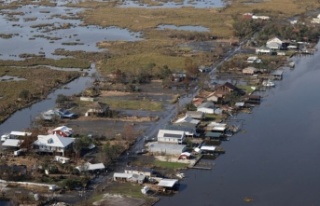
[0, 4, 142, 60]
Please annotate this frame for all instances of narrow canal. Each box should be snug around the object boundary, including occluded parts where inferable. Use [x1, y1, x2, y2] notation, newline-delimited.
[156, 44, 320, 206]
[0, 66, 95, 134]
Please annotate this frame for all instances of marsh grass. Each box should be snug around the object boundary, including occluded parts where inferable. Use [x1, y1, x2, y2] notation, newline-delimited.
[0, 66, 80, 122]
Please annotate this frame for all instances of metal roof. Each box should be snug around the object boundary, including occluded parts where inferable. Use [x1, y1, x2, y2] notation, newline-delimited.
[2, 139, 23, 147]
[158, 179, 179, 188]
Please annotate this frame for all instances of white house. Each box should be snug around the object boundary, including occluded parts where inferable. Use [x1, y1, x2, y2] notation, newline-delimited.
[197, 101, 215, 114]
[157, 129, 185, 144]
[266, 37, 283, 50]
[175, 115, 200, 125]
[33, 134, 74, 156]
[76, 162, 105, 172]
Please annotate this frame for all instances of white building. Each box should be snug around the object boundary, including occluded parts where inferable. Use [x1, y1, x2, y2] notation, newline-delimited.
[266, 37, 283, 50]
[33, 134, 74, 156]
[197, 101, 215, 114]
[157, 129, 185, 144]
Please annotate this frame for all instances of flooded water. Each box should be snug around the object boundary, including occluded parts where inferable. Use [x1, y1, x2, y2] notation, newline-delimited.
[156, 44, 320, 206]
[120, 0, 225, 8]
[0, 64, 96, 134]
[157, 25, 209, 32]
[0, 4, 142, 60]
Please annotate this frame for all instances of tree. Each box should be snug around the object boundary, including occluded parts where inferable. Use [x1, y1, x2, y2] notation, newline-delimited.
[184, 57, 199, 77]
[102, 142, 124, 163]
[73, 136, 93, 158]
[19, 89, 31, 101]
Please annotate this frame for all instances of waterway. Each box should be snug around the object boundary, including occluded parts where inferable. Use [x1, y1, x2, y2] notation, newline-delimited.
[0, 65, 96, 134]
[156, 43, 320, 206]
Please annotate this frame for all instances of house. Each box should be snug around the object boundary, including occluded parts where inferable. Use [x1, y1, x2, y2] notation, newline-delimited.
[271, 70, 284, 80]
[113, 173, 133, 182]
[85, 102, 109, 117]
[206, 92, 220, 103]
[76, 162, 105, 173]
[197, 101, 215, 114]
[157, 129, 185, 144]
[124, 166, 153, 177]
[113, 172, 145, 184]
[215, 82, 245, 96]
[50, 126, 73, 137]
[266, 37, 283, 50]
[175, 115, 200, 125]
[147, 142, 186, 155]
[245, 95, 261, 105]
[206, 122, 227, 133]
[256, 47, 271, 54]
[165, 123, 198, 137]
[205, 132, 224, 139]
[242, 67, 257, 75]
[192, 97, 205, 107]
[1, 131, 32, 142]
[33, 134, 74, 156]
[185, 111, 204, 120]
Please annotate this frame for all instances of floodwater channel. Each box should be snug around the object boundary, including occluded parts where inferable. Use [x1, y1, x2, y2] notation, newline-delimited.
[0, 65, 96, 134]
[156, 42, 320, 206]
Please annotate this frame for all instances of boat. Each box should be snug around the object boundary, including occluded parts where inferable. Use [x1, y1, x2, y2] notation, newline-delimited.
[176, 172, 185, 179]
[262, 80, 275, 87]
[141, 186, 150, 194]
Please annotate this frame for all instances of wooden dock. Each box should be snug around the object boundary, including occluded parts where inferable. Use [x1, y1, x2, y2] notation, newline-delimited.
[189, 155, 214, 170]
